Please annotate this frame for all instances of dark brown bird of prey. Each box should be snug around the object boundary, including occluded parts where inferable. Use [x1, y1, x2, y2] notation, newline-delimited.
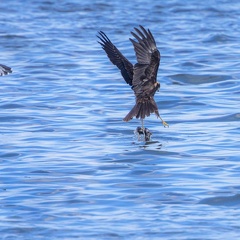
[97, 25, 168, 132]
[0, 64, 12, 76]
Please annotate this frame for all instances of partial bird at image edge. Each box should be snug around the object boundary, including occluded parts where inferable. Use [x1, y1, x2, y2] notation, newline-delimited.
[0, 64, 12, 76]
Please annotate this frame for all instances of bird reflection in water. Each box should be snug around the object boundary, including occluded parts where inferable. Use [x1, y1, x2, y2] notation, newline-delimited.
[135, 126, 152, 142]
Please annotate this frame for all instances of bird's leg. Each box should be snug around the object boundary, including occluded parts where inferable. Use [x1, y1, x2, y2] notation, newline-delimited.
[158, 115, 169, 128]
[141, 118, 145, 132]
[137, 118, 145, 141]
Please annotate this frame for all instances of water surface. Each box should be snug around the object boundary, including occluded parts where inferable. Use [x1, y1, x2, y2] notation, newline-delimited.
[0, 0, 240, 239]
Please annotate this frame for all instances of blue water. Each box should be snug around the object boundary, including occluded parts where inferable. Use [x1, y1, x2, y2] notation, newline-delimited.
[1, 0, 240, 239]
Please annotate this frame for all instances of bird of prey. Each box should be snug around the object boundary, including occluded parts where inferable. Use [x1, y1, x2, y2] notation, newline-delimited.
[0, 64, 12, 76]
[97, 25, 168, 132]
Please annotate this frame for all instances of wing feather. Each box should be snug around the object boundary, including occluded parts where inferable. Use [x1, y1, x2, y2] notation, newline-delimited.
[97, 31, 133, 86]
[130, 26, 161, 98]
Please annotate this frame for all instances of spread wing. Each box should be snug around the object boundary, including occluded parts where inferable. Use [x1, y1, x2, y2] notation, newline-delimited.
[97, 31, 133, 86]
[0, 64, 12, 76]
[130, 26, 160, 98]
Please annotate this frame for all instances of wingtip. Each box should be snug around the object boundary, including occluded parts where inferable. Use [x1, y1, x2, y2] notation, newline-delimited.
[129, 38, 137, 46]
[97, 30, 111, 43]
[139, 25, 147, 32]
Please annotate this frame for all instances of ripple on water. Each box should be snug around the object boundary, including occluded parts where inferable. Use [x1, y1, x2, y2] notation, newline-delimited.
[0, 103, 25, 109]
[168, 73, 233, 85]
[199, 194, 240, 206]
[203, 33, 238, 43]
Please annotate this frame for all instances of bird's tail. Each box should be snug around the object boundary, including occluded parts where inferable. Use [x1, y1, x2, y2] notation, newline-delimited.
[123, 98, 160, 122]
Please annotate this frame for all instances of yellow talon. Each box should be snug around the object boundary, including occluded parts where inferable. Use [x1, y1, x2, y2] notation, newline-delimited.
[159, 115, 169, 128]
[162, 120, 169, 128]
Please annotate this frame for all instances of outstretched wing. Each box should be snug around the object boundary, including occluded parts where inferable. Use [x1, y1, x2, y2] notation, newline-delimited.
[130, 26, 160, 98]
[0, 64, 12, 76]
[97, 31, 133, 86]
